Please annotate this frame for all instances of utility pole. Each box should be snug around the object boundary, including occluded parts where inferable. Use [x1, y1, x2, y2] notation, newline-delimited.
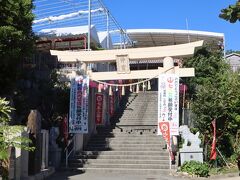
[88, 0, 91, 51]
[106, 8, 109, 49]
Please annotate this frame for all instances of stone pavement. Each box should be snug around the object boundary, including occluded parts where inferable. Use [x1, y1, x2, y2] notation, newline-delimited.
[217, 177, 239, 180]
[46, 170, 185, 180]
[46, 170, 240, 180]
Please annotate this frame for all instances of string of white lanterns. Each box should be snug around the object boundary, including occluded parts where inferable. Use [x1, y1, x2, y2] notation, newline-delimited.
[92, 75, 158, 95]
[90, 66, 175, 95]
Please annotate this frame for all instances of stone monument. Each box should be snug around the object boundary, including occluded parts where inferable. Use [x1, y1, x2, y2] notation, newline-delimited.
[27, 110, 42, 175]
[49, 127, 62, 168]
[179, 125, 203, 165]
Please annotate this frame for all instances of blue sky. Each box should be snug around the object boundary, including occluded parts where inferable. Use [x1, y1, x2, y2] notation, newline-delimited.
[104, 0, 240, 51]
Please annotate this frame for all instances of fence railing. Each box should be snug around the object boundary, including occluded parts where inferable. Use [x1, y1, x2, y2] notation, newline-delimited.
[64, 135, 75, 168]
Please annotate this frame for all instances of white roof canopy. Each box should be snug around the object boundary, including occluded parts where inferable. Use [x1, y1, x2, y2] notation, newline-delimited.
[37, 25, 100, 45]
[126, 29, 224, 48]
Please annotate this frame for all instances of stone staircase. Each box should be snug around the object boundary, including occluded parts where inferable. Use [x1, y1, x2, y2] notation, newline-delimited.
[68, 91, 174, 175]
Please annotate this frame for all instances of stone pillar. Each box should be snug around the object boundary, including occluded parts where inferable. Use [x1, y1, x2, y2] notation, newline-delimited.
[81, 62, 87, 74]
[74, 134, 83, 153]
[20, 130, 29, 179]
[11, 128, 29, 180]
[27, 110, 42, 175]
[41, 130, 49, 170]
[49, 127, 61, 168]
[163, 56, 175, 74]
[163, 56, 174, 69]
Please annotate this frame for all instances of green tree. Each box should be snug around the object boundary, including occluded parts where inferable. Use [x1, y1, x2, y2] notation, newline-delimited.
[0, 98, 34, 178]
[183, 48, 229, 97]
[192, 73, 240, 135]
[219, 1, 240, 23]
[183, 48, 240, 159]
[0, 0, 35, 94]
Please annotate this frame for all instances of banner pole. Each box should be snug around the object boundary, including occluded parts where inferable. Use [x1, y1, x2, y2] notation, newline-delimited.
[216, 147, 230, 168]
[168, 135, 172, 170]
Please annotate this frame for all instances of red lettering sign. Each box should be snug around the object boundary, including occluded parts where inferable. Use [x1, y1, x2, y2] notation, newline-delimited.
[109, 94, 115, 117]
[159, 121, 174, 161]
[95, 93, 103, 125]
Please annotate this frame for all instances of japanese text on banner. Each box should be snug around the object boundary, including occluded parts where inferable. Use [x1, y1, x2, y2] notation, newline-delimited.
[69, 76, 89, 133]
[158, 74, 179, 136]
[95, 93, 104, 125]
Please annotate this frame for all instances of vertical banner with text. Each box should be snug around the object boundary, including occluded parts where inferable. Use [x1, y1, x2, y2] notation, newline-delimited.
[81, 76, 89, 133]
[109, 94, 115, 117]
[69, 78, 77, 133]
[69, 75, 89, 133]
[95, 93, 104, 125]
[158, 74, 179, 136]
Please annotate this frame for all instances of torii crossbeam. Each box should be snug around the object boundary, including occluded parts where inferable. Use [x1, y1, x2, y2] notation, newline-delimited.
[50, 40, 203, 80]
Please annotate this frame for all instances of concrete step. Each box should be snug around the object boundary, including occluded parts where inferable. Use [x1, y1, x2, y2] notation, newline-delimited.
[68, 162, 171, 169]
[87, 141, 166, 145]
[75, 154, 170, 160]
[88, 140, 166, 145]
[86, 144, 166, 148]
[71, 167, 172, 175]
[117, 124, 157, 126]
[90, 135, 163, 139]
[95, 132, 158, 135]
[78, 151, 169, 156]
[118, 119, 157, 121]
[92, 134, 162, 138]
[117, 122, 157, 124]
[85, 147, 166, 151]
[85, 163, 170, 169]
[90, 137, 163, 140]
[65, 91, 172, 175]
[111, 130, 157, 134]
[88, 140, 166, 144]
[69, 159, 169, 165]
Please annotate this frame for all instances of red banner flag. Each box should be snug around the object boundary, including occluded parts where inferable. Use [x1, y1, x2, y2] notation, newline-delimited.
[210, 119, 217, 160]
[159, 122, 174, 161]
[109, 94, 115, 117]
[159, 122, 170, 146]
[95, 93, 104, 125]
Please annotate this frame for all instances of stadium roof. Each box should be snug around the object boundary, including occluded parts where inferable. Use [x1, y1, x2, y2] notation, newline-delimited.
[125, 29, 224, 48]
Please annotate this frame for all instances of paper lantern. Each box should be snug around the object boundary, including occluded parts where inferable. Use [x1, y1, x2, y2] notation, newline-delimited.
[136, 84, 139, 93]
[109, 86, 112, 96]
[98, 83, 102, 93]
[122, 86, 125, 95]
[147, 81, 151, 90]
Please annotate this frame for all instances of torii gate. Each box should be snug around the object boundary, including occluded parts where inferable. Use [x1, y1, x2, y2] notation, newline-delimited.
[51, 40, 203, 168]
[51, 40, 203, 80]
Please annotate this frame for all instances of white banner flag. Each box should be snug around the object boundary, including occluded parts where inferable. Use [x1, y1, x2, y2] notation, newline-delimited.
[158, 74, 179, 136]
[69, 78, 77, 133]
[69, 75, 89, 133]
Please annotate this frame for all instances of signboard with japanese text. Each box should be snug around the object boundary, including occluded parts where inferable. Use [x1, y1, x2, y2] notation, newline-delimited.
[159, 122, 170, 146]
[158, 74, 179, 136]
[95, 93, 104, 125]
[116, 54, 130, 74]
[69, 75, 89, 133]
[159, 121, 175, 160]
[109, 94, 115, 117]
[69, 78, 77, 133]
[80, 76, 89, 133]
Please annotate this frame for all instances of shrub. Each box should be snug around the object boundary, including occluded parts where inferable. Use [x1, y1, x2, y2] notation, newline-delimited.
[180, 160, 209, 177]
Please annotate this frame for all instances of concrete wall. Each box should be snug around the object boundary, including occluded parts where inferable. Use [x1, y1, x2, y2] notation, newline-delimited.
[226, 54, 240, 72]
